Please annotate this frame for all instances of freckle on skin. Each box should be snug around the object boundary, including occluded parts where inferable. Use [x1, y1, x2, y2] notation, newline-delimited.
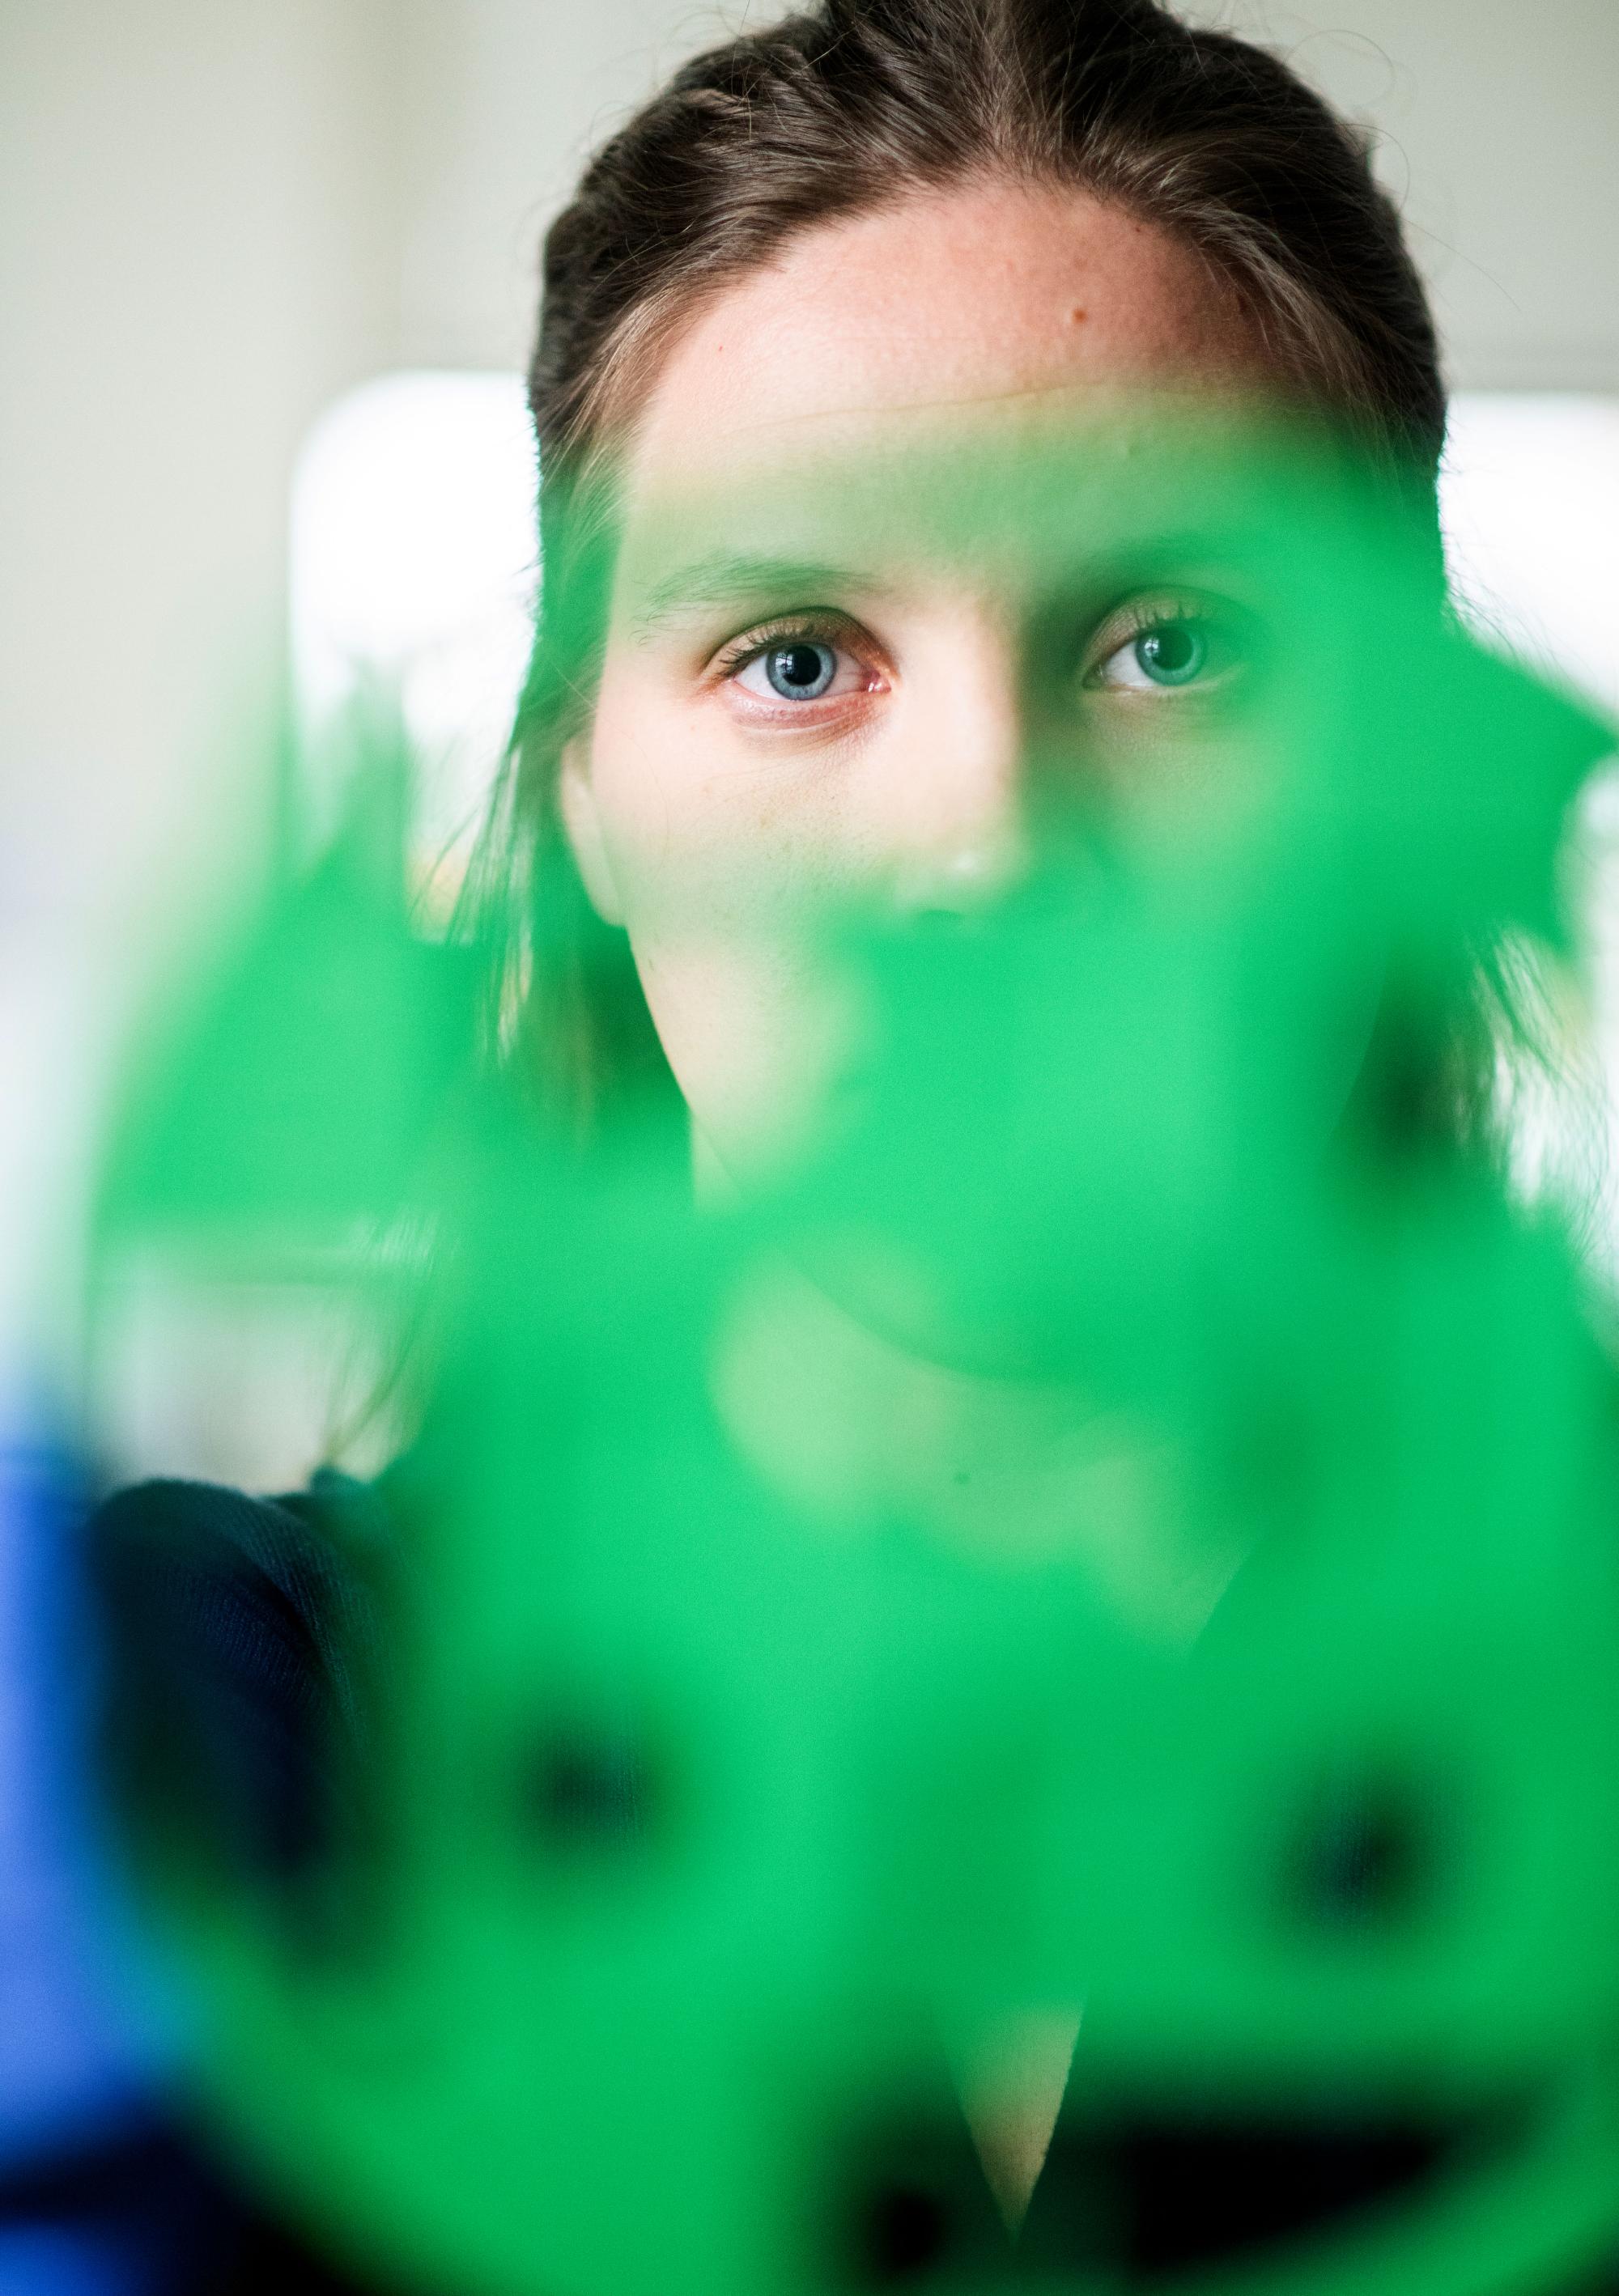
[1069, 306, 1087, 325]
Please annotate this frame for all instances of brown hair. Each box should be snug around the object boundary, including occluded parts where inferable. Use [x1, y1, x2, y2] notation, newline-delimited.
[482, 0, 1447, 1123]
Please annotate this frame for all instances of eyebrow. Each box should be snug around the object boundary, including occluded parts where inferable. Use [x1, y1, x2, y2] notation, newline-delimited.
[629, 552, 892, 644]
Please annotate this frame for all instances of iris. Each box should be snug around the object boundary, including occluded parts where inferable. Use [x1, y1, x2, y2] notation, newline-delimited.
[1134, 621, 1206, 686]
[765, 639, 838, 699]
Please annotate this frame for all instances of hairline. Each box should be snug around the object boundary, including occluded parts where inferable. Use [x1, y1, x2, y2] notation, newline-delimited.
[546, 166, 1441, 528]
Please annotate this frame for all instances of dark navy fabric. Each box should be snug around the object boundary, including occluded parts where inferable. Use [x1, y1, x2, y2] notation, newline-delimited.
[63, 1474, 1619, 2296]
[91, 1471, 387, 1891]
[0, 2113, 380, 2293]
[30, 1475, 414, 2294]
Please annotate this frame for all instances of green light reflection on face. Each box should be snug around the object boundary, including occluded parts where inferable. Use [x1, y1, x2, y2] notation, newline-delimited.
[91, 405, 1619, 2296]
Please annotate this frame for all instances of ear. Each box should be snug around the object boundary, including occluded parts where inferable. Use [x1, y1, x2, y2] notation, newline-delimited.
[559, 737, 626, 927]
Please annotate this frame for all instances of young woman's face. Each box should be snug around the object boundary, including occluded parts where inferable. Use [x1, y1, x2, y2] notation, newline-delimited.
[563, 180, 1271, 1183]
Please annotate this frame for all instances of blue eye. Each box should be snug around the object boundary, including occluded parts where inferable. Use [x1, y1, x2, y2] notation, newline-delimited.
[723, 620, 878, 712]
[1090, 610, 1227, 695]
[762, 640, 838, 700]
[1133, 622, 1207, 685]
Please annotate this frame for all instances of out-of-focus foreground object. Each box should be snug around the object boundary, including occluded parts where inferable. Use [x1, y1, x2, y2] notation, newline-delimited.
[83, 410, 1619, 2296]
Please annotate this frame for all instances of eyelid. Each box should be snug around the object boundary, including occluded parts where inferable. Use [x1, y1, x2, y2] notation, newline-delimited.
[708, 606, 882, 682]
[1078, 588, 1234, 685]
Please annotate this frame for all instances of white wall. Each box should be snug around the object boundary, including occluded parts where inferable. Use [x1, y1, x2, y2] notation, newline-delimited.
[391, 0, 704, 371]
[1175, 0, 1619, 391]
[388, 0, 1619, 388]
[0, 3, 405, 1392]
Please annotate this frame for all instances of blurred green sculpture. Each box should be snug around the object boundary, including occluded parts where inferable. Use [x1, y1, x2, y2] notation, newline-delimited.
[87, 410, 1619, 2296]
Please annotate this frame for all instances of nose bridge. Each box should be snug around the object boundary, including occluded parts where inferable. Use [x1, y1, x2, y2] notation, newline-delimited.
[893, 601, 1028, 918]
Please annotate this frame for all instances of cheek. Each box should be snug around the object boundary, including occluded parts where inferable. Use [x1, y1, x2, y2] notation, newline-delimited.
[588, 673, 808, 924]
[584, 675, 686, 913]
[634, 936, 856, 1177]
[584, 671, 873, 1174]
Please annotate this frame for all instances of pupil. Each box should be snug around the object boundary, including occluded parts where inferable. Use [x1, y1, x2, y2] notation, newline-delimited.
[767, 642, 834, 698]
[1138, 623, 1202, 682]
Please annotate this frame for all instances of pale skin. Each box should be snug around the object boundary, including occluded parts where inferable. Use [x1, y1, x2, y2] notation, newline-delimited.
[559, 178, 1278, 2226]
[561, 178, 1270, 1178]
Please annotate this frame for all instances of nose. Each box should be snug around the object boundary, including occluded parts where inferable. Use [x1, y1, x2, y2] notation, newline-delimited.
[898, 842, 1020, 920]
[886, 609, 1029, 923]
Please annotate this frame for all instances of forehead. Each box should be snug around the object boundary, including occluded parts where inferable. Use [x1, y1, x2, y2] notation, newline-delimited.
[625, 180, 1263, 495]
[608, 400, 1330, 647]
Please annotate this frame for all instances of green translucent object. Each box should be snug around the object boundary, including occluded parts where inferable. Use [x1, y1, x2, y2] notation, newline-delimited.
[104, 754, 476, 1247]
[89, 408, 1619, 2296]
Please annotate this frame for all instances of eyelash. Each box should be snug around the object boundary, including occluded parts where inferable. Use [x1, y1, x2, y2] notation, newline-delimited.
[1082, 593, 1215, 675]
[710, 593, 1228, 698]
[712, 610, 871, 684]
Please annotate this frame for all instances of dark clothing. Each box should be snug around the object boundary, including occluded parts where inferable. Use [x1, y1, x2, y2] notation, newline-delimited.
[44, 1475, 407, 2294]
[64, 1477, 1619, 2296]
[91, 1472, 387, 1891]
[0, 2112, 384, 2293]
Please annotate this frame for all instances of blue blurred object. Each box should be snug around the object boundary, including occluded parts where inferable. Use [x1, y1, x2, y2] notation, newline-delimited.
[0, 1435, 171, 2282]
[0, 2226, 138, 2296]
